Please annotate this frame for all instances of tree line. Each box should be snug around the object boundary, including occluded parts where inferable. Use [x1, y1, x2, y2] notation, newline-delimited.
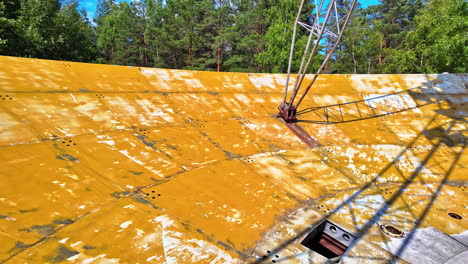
[1, 0, 466, 73]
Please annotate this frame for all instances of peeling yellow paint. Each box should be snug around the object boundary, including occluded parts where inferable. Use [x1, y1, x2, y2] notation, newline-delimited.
[0, 56, 466, 263]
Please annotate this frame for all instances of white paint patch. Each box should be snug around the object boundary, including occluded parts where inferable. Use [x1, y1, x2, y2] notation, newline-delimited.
[343, 147, 358, 162]
[69, 93, 77, 103]
[81, 254, 108, 264]
[364, 94, 407, 111]
[149, 215, 238, 263]
[99, 139, 116, 146]
[59, 237, 69, 243]
[133, 228, 145, 240]
[244, 122, 259, 130]
[146, 256, 158, 261]
[118, 150, 144, 165]
[67, 253, 80, 261]
[225, 208, 243, 224]
[452, 230, 468, 246]
[119, 220, 133, 229]
[248, 74, 277, 89]
[65, 173, 80, 180]
[70, 241, 82, 247]
[2, 215, 16, 221]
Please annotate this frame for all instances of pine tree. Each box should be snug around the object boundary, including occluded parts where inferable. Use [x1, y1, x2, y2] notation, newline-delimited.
[255, 0, 316, 73]
[1, 0, 465, 74]
[95, 0, 115, 24]
[327, 2, 383, 74]
[16, 0, 61, 57]
[51, 0, 96, 62]
[0, 0, 23, 55]
[224, 0, 266, 72]
[1, 0, 95, 61]
[144, 0, 164, 67]
[96, 1, 145, 65]
[400, 0, 467, 73]
[369, 0, 423, 73]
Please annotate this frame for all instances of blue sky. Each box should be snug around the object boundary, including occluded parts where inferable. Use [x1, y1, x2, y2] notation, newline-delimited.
[80, 0, 380, 20]
[80, 0, 132, 19]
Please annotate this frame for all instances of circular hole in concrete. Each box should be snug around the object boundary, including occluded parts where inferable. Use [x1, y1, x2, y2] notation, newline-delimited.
[342, 234, 351, 241]
[448, 213, 462, 220]
[380, 224, 405, 238]
[329, 225, 337, 233]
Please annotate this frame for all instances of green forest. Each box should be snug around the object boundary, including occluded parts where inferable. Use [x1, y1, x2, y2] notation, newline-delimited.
[1, 0, 466, 73]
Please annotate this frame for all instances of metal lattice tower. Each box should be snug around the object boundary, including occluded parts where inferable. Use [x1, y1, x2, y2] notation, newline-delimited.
[279, 0, 357, 122]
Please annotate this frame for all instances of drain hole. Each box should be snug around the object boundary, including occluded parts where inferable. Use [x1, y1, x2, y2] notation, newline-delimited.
[342, 234, 350, 241]
[329, 225, 337, 233]
[448, 213, 462, 220]
[380, 224, 405, 238]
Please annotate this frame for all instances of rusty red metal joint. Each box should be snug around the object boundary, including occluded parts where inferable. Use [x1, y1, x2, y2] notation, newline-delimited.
[278, 102, 297, 123]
